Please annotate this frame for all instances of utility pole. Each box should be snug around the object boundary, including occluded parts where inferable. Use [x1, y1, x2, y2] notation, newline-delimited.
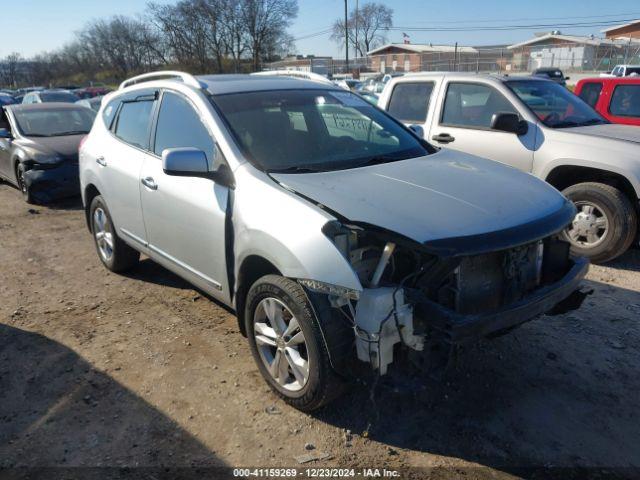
[355, 0, 359, 59]
[344, 0, 349, 73]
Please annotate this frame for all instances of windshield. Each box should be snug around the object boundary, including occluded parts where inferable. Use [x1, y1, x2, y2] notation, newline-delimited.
[212, 89, 429, 172]
[14, 107, 96, 137]
[40, 92, 80, 103]
[507, 80, 606, 128]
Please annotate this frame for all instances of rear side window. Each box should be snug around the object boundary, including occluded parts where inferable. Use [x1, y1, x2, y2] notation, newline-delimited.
[114, 100, 154, 149]
[387, 82, 434, 123]
[441, 83, 517, 128]
[578, 82, 603, 108]
[153, 91, 215, 163]
[102, 99, 119, 129]
[610, 85, 640, 117]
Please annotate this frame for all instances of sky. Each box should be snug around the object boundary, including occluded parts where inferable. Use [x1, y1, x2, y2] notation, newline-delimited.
[2, 0, 640, 59]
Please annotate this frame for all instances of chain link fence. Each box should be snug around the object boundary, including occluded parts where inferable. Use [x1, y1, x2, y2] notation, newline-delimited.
[321, 41, 640, 78]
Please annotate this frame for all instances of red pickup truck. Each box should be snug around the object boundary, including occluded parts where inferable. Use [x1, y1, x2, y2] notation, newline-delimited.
[575, 77, 640, 126]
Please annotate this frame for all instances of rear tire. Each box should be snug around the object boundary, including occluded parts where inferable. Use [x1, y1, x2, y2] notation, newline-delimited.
[89, 195, 140, 272]
[245, 275, 345, 411]
[561, 182, 637, 263]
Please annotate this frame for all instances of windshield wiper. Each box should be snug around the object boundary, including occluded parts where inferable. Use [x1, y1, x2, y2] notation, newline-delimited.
[579, 118, 606, 126]
[268, 165, 325, 174]
[352, 155, 401, 168]
[55, 130, 90, 136]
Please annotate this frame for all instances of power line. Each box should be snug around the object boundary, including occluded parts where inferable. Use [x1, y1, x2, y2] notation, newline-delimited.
[402, 11, 640, 25]
[385, 18, 640, 33]
[292, 15, 640, 43]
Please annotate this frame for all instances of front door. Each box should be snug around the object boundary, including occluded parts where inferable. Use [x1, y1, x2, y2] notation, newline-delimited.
[140, 90, 229, 302]
[0, 109, 12, 179]
[430, 81, 536, 173]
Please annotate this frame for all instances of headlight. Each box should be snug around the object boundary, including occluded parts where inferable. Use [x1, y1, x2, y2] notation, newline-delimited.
[30, 155, 64, 169]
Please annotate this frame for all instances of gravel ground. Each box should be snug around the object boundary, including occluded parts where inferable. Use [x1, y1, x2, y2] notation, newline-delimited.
[1, 184, 639, 478]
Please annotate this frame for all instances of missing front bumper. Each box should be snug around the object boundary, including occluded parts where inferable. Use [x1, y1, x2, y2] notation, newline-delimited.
[413, 257, 590, 344]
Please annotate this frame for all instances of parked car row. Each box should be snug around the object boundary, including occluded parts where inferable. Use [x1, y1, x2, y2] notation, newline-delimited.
[0, 103, 96, 202]
[0, 69, 636, 411]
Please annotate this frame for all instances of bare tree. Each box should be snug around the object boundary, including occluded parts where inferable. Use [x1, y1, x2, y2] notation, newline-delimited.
[241, 0, 298, 71]
[1, 53, 22, 87]
[331, 2, 392, 57]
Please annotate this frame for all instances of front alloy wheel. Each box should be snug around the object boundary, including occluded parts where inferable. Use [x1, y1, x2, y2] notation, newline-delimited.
[245, 275, 345, 411]
[566, 201, 609, 248]
[562, 182, 637, 263]
[254, 297, 310, 391]
[15, 163, 34, 204]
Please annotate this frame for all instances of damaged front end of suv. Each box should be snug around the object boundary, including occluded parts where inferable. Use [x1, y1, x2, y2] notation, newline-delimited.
[305, 214, 588, 376]
[275, 152, 590, 377]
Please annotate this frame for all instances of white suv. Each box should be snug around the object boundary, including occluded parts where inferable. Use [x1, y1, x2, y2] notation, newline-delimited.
[80, 71, 588, 410]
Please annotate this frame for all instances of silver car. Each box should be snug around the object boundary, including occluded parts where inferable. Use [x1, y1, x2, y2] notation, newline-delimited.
[80, 71, 588, 410]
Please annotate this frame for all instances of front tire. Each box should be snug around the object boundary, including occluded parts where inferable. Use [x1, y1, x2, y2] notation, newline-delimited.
[245, 275, 345, 411]
[15, 163, 34, 204]
[562, 182, 637, 263]
[89, 195, 140, 272]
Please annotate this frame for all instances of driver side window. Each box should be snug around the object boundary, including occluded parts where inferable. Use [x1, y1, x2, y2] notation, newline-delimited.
[153, 91, 217, 167]
[441, 82, 517, 129]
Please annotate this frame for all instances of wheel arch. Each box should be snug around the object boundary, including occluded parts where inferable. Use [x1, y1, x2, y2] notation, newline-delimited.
[235, 255, 283, 336]
[83, 184, 101, 231]
[545, 165, 639, 206]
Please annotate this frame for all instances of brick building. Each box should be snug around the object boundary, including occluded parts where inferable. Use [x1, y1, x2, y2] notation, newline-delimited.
[602, 20, 640, 40]
[367, 43, 479, 73]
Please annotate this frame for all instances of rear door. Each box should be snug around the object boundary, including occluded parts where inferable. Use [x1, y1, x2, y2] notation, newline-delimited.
[100, 89, 157, 248]
[139, 89, 230, 302]
[385, 79, 440, 131]
[429, 79, 536, 172]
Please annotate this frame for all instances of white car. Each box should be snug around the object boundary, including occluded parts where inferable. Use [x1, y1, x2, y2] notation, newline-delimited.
[600, 65, 640, 77]
[379, 72, 640, 263]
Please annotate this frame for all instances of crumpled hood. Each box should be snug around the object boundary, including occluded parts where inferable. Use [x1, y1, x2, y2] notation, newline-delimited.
[16, 135, 84, 161]
[272, 150, 573, 251]
[567, 123, 640, 144]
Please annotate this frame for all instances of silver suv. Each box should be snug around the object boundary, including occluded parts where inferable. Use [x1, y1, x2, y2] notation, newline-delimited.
[80, 71, 588, 410]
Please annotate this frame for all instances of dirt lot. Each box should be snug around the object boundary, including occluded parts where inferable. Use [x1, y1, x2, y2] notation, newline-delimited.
[1, 183, 639, 478]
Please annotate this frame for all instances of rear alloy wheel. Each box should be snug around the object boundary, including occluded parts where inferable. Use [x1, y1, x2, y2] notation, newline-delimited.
[15, 163, 34, 204]
[562, 182, 637, 264]
[245, 275, 345, 411]
[89, 195, 140, 272]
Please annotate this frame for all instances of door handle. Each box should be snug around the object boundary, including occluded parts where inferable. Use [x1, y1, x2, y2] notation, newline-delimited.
[432, 133, 455, 144]
[141, 177, 158, 190]
[96, 157, 107, 167]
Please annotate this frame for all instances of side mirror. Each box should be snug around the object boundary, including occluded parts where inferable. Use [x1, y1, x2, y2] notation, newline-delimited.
[162, 147, 234, 188]
[0, 128, 12, 139]
[490, 112, 528, 136]
[408, 124, 424, 138]
[564, 76, 570, 81]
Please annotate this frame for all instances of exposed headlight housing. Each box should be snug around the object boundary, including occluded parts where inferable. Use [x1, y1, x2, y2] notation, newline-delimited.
[298, 279, 360, 301]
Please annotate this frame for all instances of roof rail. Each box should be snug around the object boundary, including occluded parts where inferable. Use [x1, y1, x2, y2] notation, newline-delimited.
[119, 71, 204, 90]
[251, 70, 334, 86]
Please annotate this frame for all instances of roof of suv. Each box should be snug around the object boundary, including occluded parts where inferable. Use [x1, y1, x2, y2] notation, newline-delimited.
[198, 74, 341, 95]
[118, 74, 341, 96]
[392, 72, 552, 83]
[6, 102, 87, 112]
